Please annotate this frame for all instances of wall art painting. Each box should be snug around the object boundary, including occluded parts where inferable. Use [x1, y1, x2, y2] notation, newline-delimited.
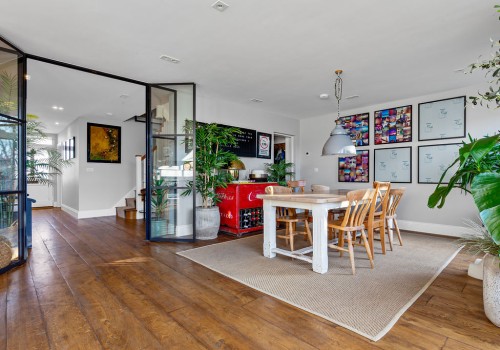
[338, 112, 369, 146]
[338, 150, 369, 183]
[87, 123, 121, 163]
[418, 96, 466, 141]
[374, 105, 412, 144]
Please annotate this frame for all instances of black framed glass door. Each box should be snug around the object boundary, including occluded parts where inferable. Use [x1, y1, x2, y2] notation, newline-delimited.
[146, 83, 196, 241]
[0, 36, 27, 272]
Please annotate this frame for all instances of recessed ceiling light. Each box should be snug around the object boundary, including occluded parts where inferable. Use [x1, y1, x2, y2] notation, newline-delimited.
[160, 55, 180, 63]
[52, 105, 58, 110]
[120, 94, 129, 99]
[250, 98, 263, 103]
[345, 95, 360, 100]
[58, 107, 64, 110]
[212, 0, 229, 12]
[55, 122, 59, 125]
[319, 94, 329, 99]
[106, 112, 113, 116]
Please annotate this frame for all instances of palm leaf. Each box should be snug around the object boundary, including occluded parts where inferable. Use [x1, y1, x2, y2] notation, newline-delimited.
[471, 173, 500, 244]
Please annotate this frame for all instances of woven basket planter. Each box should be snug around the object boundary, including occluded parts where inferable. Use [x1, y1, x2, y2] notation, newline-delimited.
[0, 236, 12, 269]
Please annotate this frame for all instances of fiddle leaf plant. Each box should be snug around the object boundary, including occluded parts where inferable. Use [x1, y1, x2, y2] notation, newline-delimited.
[182, 122, 241, 208]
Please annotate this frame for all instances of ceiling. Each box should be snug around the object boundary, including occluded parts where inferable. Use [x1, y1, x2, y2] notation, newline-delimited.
[1, 0, 498, 121]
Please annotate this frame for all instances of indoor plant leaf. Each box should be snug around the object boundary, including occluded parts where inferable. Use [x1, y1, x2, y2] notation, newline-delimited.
[471, 172, 500, 244]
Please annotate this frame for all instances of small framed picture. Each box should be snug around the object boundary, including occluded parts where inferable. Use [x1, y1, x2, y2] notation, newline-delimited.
[418, 143, 461, 184]
[374, 146, 412, 183]
[338, 150, 369, 183]
[338, 112, 369, 146]
[257, 132, 272, 159]
[87, 123, 121, 163]
[374, 105, 412, 145]
[69, 136, 76, 159]
[418, 96, 466, 141]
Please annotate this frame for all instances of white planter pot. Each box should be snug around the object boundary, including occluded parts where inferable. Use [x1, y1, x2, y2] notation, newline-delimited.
[483, 254, 500, 327]
[195, 206, 220, 240]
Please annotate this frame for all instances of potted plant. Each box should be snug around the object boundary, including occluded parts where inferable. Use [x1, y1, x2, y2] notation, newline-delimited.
[151, 177, 169, 234]
[265, 160, 294, 186]
[428, 5, 500, 326]
[182, 122, 240, 239]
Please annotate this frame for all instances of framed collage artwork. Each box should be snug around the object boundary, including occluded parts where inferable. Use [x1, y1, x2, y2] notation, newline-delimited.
[418, 96, 466, 141]
[374, 146, 412, 183]
[374, 105, 412, 144]
[338, 112, 369, 146]
[338, 150, 369, 183]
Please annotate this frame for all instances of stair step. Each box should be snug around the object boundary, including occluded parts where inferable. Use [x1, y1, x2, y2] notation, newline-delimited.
[125, 197, 136, 207]
[116, 206, 137, 220]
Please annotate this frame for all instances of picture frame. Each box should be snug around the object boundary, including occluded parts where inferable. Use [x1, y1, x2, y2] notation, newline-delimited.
[87, 123, 121, 163]
[374, 105, 412, 145]
[338, 150, 369, 183]
[374, 146, 412, 183]
[338, 112, 369, 146]
[418, 96, 466, 141]
[418, 143, 461, 184]
[256, 132, 272, 159]
[64, 140, 69, 161]
[69, 136, 76, 159]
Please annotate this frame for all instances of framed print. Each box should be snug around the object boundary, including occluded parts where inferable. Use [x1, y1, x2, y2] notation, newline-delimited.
[69, 136, 76, 159]
[338, 150, 369, 183]
[418, 143, 461, 184]
[87, 123, 121, 163]
[374, 105, 412, 144]
[257, 132, 272, 159]
[374, 146, 412, 183]
[418, 96, 466, 141]
[64, 140, 69, 161]
[338, 112, 369, 146]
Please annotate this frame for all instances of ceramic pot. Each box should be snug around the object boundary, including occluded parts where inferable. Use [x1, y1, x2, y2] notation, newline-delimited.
[483, 254, 500, 327]
[195, 206, 220, 240]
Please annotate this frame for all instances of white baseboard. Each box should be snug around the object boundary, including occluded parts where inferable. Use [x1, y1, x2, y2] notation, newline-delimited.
[398, 219, 475, 237]
[77, 208, 116, 219]
[176, 224, 193, 237]
[61, 204, 78, 219]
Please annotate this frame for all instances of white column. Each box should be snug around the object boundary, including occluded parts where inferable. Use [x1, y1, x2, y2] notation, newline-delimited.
[135, 155, 144, 219]
[312, 204, 329, 274]
[263, 200, 276, 258]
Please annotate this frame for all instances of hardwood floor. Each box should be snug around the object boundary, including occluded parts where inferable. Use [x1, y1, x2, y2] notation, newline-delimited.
[0, 208, 498, 349]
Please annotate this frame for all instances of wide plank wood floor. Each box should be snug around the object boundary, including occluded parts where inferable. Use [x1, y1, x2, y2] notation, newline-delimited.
[0, 208, 498, 349]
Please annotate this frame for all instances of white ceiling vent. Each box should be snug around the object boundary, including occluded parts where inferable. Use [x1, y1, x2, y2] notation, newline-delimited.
[212, 1, 229, 12]
[160, 55, 180, 63]
[250, 98, 263, 103]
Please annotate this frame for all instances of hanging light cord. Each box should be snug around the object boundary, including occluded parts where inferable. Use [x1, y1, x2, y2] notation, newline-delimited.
[334, 70, 343, 122]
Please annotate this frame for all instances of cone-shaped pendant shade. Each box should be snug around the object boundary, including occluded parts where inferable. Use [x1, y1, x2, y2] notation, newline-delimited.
[322, 124, 356, 156]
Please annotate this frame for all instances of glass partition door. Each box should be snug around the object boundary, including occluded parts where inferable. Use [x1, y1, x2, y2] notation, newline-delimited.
[0, 37, 27, 272]
[147, 84, 195, 241]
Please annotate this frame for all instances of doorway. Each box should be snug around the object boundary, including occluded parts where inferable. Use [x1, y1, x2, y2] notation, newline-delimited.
[273, 133, 294, 165]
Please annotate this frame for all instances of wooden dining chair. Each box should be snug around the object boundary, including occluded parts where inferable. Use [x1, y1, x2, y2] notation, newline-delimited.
[265, 186, 312, 251]
[287, 180, 306, 193]
[311, 184, 330, 192]
[384, 188, 406, 250]
[327, 188, 375, 275]
[364, 181, 391, 256]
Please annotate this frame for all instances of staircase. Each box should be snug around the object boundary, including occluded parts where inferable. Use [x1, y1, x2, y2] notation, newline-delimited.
[115, 197, 138, 220]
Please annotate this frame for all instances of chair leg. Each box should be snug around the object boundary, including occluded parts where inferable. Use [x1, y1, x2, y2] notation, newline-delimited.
[338, 231, 344, 257]
[367, 226, 374, 257]
[304, 220, 312, 245]
[380, 225, 386, 255]
[361, 230, 374, 269]
[394, 219, 403, 246]
[386, 222, 394, 251]
[347, 231, 355, 275]
[288, 222, 295, 251]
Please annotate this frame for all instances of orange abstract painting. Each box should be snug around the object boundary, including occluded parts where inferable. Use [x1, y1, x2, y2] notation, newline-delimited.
[87, 123, 121, 163]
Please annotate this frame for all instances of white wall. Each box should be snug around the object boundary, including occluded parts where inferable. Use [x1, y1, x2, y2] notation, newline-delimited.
[299, 84, 498, 236]
[197, 91, 301, 179]
[59, 116, 145, 218]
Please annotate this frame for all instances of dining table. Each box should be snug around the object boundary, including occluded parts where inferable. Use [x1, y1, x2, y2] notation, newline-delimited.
[257, 189, 373, 274]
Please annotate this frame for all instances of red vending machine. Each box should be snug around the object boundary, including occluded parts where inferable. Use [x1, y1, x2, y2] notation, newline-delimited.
[216, 182, 277, 236]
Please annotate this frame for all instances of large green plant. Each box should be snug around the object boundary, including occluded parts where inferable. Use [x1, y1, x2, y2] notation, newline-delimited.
[265, 160, 294, 186]
[182, 123, 240, 208]
[151, 178, 169, 220]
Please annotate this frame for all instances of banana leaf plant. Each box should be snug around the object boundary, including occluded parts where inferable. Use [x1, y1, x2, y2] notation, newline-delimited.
[265, 160, 295, 186]
[428, 134, 500, 256]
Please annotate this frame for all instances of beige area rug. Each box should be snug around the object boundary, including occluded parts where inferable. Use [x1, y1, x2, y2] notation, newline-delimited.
[177, 232, 461, 341]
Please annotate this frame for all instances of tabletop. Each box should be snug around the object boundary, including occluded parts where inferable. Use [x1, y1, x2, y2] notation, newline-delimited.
[257, 189, 350, 204]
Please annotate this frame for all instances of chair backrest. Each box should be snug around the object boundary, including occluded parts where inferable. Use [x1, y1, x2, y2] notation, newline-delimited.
[386, 188, 406, 217]
[369, 181, 391, 220]
[287, 180, 306, 193]
[340, 189, 375, 228]
[265, 186, 292, 195]
[311, 184, 330, 192]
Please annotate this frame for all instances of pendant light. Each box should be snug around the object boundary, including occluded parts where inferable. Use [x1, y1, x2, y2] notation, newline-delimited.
[321, 70, 356, 156]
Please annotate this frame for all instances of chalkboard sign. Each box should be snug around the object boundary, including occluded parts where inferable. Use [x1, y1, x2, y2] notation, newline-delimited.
[219, 124, 257, 157]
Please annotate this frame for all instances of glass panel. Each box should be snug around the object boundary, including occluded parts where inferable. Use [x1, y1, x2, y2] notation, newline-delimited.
[0, 49, 19, 119]
[159, 84, 194, 135]
[0, 193, 19, 265]
[0, 117, 19, 191]
[153, 136, 193, 187]
[151, 87, 176, 135]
